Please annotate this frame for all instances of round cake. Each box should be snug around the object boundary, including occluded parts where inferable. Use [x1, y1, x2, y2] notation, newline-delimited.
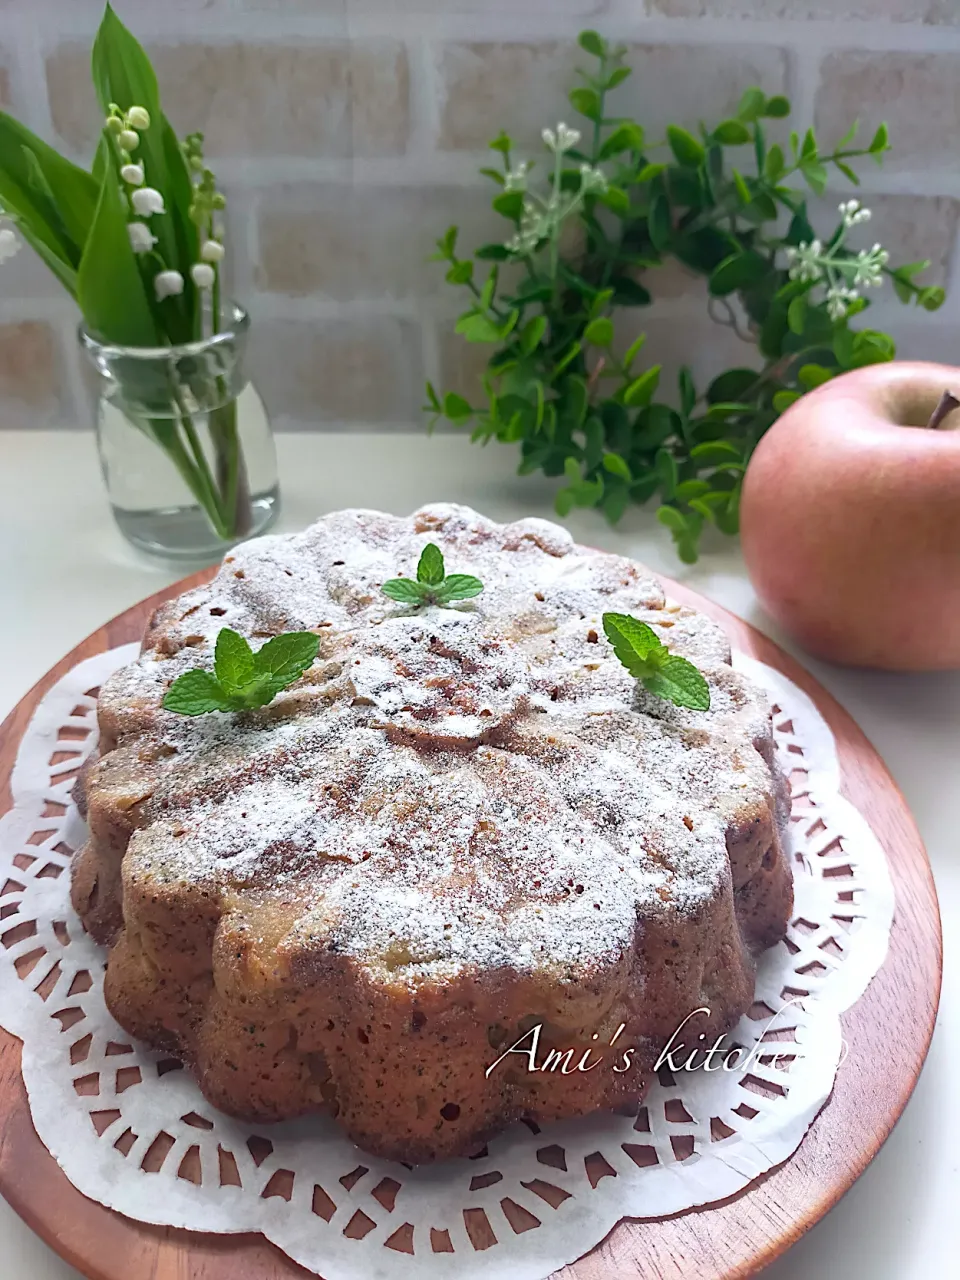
[73, 504, 793, 1162]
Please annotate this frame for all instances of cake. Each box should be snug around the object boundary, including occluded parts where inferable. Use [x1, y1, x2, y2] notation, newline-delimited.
[72, 504, 793, 1163]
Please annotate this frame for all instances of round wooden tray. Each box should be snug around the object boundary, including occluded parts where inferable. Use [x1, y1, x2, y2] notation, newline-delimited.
[0, 569, 942, 1280]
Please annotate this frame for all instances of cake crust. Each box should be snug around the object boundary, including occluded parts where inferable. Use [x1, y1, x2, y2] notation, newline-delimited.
[72, 505, 792, 1162]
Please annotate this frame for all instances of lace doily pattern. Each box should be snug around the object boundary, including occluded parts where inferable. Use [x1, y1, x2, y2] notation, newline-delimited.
[0, 646, 894, 1280]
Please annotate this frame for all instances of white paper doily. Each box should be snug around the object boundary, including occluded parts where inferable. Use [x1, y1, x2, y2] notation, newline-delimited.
[0, 644, 895, 1280]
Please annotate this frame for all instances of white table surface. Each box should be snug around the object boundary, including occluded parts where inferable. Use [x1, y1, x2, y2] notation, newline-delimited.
[0, 429, 957, 1279]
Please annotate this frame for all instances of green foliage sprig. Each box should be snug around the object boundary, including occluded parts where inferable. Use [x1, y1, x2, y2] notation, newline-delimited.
[602, 612, 710, 710]
[427, 29, 946, 563]
[382, 543, 485, 607]
[163, 628, 320, 715]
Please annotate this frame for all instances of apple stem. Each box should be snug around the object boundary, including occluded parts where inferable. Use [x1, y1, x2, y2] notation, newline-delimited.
[926, 388, 960, 430]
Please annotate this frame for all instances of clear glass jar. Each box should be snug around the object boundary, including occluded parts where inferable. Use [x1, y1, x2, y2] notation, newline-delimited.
[80, 303, 280, 560]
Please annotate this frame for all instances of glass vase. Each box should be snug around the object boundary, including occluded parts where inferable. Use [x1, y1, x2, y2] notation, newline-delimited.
[80, 303, 280, 560]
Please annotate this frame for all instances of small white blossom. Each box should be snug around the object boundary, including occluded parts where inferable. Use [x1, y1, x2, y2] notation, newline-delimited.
[0, 226, 20, 264]
[105, 115, 124, 136]
[839, 198, 871, 228]
[825, 283, 859, 321]
[503, 161, 530, 192]
[131, 187, 165, 217]
[199, 238, 225, 263]
[786, 239, 824, 283]
[154, 269, 184, 301]
[120, 163, 144, 186]
[118, 129, 140, 152]
[851, 245, 888, 288]
[126, 106, 151, 131]
[126, 221, 157, 254]
[579, 162, 607, 194]
[542, 121, 580, 154]
[190, 262, 216, 288]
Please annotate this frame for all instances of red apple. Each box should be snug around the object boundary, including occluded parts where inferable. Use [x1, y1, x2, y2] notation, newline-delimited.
[741, 361, 960, 670]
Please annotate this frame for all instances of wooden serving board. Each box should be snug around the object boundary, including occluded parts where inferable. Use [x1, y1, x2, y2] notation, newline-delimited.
[0, 569, 942, 1280]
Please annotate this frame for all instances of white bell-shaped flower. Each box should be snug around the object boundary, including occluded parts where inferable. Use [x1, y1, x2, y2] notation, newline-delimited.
[131, 187, 165, 217]
[190, 262, 216, 288]
[120, 163, 144, 186]
[127, 221, 157, 255]
[154, 269, 184, 300]
[126, 106, 151, 130]
[118, 129, 140, 152]
[0, 227, 20, 264]
[200, 239, 225, 263]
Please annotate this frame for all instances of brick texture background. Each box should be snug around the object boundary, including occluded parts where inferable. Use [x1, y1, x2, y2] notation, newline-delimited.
[1, 0, 959, 430]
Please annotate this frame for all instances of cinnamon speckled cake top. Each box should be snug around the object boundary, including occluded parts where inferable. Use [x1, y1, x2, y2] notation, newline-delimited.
[96, 504, 780, 984]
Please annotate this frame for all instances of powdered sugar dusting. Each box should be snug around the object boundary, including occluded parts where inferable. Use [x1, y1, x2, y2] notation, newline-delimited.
[98, 504, 782, 984]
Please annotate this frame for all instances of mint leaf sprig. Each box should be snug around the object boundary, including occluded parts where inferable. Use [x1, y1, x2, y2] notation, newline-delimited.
[381, 543, 484, 608]
[602, 612, 711, 711]
[162, 627, 320, 716]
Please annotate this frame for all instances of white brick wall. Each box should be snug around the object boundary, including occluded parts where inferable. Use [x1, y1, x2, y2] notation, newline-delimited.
[1, 0, 959, 430]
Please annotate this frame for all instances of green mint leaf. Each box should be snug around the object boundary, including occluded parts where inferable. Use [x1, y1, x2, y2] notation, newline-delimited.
[417, 543, 445, 586]
[252, 631, 320, 687]
[435, 574, 485, 604]
[233, 674, 288, 710]
[382, 578, 429, 604]
[602, 612, 665, 676]
[214, 627, 255, 693]
[641, 654, 711, 711]
[162, 669, 234, 716]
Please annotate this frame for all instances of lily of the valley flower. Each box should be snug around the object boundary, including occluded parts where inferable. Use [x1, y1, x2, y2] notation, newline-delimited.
[131, 187, 165, 217]
[118, 128, 139, 152]
[199, 238, 224, 263]
[127, 221, 157, 254]
[120, 163, 144, 186]
[126, 106, 150, 131]
[0, 226, 20, 263]
[190, 262, 215, 288]
[154, 269, 184, 300]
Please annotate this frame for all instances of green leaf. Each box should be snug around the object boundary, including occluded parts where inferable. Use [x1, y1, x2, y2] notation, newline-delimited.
[492, 190, 524, 221]
[636, 162, 668, 183]
[648, 193, 672, 249]
[623, 333, 647, 369]
[435, 574, 485, 603]
[787, 294, 808, 335]
[606, 66, 631, 91]
[624, 365, 661, 407]
[707, 368, 757, 403]
[714, 119, 751, 146]
[610, 275, 651, 306]
[919, 285, 946, 311]
[252, 632, 320, 687]
[674, 478, 711, 502]
[800, 160, 828, 196]
[425, 382, 441, 413]
[732, 168, 752, 205]
[763, 95, 790, 118]
[443, 392, 473, 421]
[214, 628, 256, 693]
[417, 542, 446, 586]
[654, 448, 678, 499]
[455, 312, 502, 343]
[584, 316, 614, 346]
[446, 260, 474, 285]
[479, 167, 505, 186]
[578, 30, 606, 57]
[602, 613, 663, 674]
[690, 440, 742, 465]
[737, 87, 766, 123]
[764, 143, 785, 182]
[603, 452, 632, 481]
[666, 125, 705, 167]
[519, 315, 547, 355]
[868, 122, 889, 154]
[600, 185, 631, 216]
[382, 578, 428, 604]
[708, 250, 769, 296]
[476, 242, 511, 261]
[835, 160, 859, 186]
[642, 654, 711, 711]
[162, 670, 233, 716]
[77, 152, 159, 345]
[598, 122, 645, 158]
[489, 131, 513, 155]
[679, 365, 696, 417]
[797, 363, 834, 390]
[569, 87, 602, 122]
[772, 389, 801, 413]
